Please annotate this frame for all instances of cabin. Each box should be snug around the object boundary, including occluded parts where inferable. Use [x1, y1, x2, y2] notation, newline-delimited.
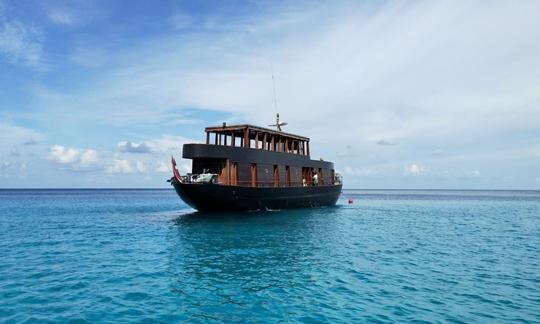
[182, 123, 337, 188]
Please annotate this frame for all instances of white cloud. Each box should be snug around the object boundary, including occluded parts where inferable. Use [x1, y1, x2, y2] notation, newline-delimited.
[145, 135, 198, 154]
[343, 165, 377, 177]
[48, 145, 80, 164]
[79, 149, 99, 167]
[0, 123, 45, 150]
[156, 161, 169, 173]
[404, 164, 429, 175]
[117, 141, 152, 154]
[47, 145, 101, 170]
[33, 1, 540, 142]
[0, 20, 43, 67]
[47, 9, 76, 26]
[135, 161, 146, 173]
[0, 161, 10, 171]
[43, 1, 103, 27]
[0, 160, 27, 178]
[116, 135, 196, 155]
[106, 158, 133, 174]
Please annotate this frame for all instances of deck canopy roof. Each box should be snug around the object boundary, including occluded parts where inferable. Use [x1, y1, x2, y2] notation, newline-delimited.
[205, 124, 309, 142]
[204, 123, 310, 155]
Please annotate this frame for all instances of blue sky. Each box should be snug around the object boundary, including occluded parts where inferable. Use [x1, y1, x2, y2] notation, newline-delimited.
[0, 0, 539, 189]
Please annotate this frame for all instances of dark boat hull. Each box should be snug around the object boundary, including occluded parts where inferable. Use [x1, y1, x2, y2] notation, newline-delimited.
[172, 180, 342, 212]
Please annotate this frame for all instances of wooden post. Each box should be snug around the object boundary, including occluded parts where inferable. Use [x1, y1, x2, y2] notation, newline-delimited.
[306, 142, 310, 156]
[251, 164, 257, 187]
[271, 135, 275, 151]
[255, 131, 259, 149]
[244, 128, 249, 148]
[224, 134, 227, 146]
[263, 133, 267, 150]
[214, 133, 218, 145]
[231, 131, 235, 146]
[285, 138, 289, 153]
[206, 132, 210, 144]
[226, 159, 230, 185]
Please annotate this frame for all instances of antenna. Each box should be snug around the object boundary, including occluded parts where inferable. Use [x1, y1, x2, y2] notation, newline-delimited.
[268, 65, 288, 131]
[271, 64, 278, 115]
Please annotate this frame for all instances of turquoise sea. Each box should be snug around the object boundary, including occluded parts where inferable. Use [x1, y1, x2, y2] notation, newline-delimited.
[1, 189, 539, 322]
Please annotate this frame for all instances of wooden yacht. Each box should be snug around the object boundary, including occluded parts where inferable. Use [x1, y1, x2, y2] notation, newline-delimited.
[169, 115, 342, 211]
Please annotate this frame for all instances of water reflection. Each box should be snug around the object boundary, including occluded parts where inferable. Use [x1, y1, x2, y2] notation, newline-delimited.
[163, 207, 344, 319]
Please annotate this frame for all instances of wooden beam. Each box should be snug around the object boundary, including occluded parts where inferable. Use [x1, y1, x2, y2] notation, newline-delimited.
[244, 127, 249, 148]
[251, 164, 257, 187]
[206, 132, 210, 144]
[270, 135, 275, 151]
[263, 132, 267, 150]
[226, 159, 230, 185]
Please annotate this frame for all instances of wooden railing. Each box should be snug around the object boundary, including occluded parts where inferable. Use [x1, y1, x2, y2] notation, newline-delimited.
[229, 181, 334, 188]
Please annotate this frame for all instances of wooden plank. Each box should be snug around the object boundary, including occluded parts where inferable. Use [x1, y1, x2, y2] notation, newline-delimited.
[251, 164, 257, 187]
[244, 128, 249, 148]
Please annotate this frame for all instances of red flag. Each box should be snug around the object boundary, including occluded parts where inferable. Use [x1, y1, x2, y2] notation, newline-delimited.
[171, 155, 182, 182]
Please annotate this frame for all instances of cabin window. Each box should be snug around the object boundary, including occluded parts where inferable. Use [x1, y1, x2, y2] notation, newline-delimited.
[192, 158, 225, 174]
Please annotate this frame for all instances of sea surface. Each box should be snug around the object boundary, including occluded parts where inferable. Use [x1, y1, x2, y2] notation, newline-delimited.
[1, 189, 539, 323]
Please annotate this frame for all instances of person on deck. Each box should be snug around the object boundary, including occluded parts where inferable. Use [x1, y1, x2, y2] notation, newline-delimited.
[313, 172, 319, 186]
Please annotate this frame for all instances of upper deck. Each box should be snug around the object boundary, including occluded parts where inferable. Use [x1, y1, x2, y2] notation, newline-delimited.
[204, 123, 311, 156]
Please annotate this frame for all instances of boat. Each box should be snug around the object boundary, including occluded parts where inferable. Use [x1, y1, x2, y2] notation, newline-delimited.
[169, 115, 342, 212]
